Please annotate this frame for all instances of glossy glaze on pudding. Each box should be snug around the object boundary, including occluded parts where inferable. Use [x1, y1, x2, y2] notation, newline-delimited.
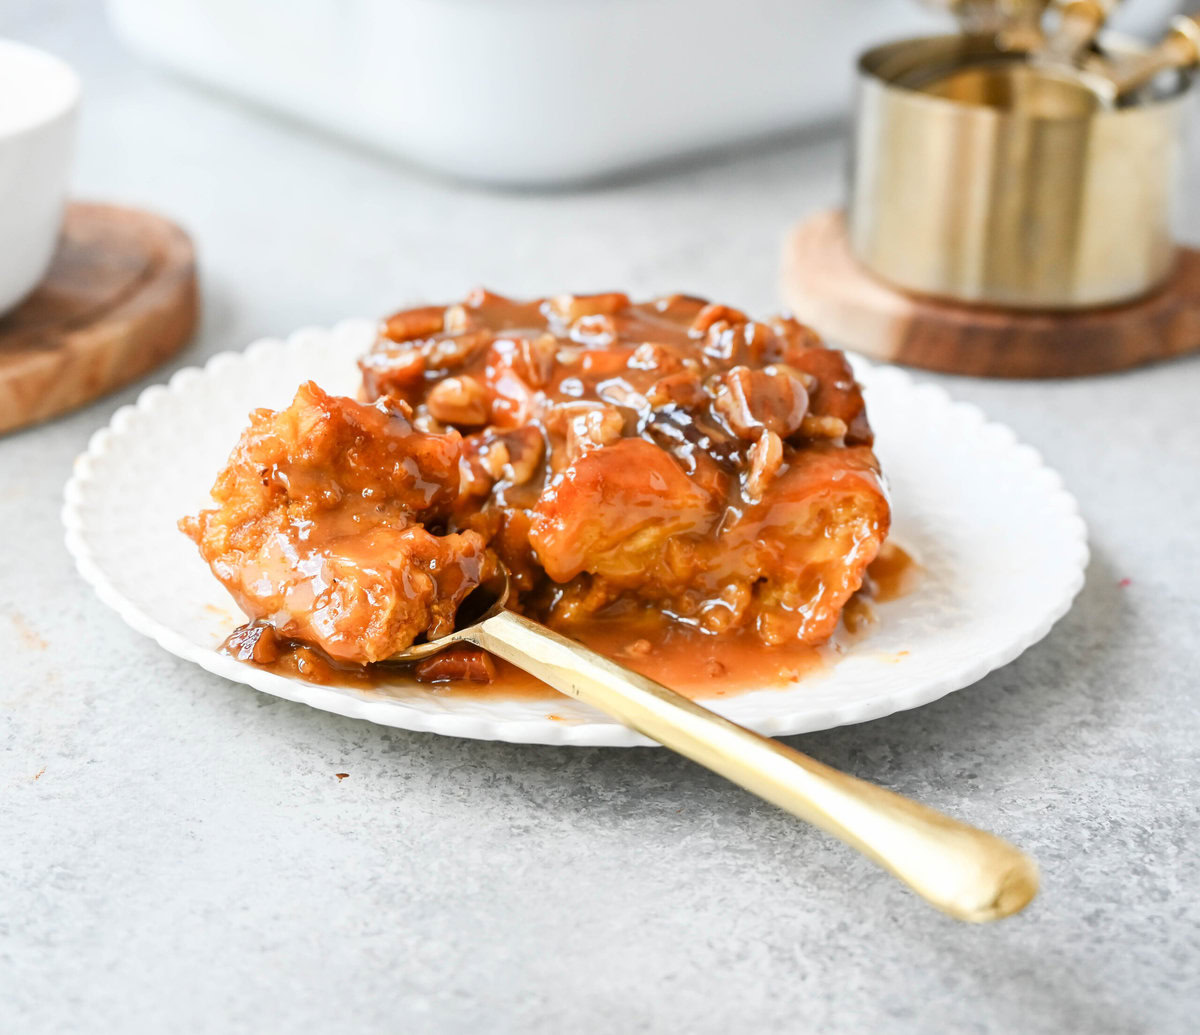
[182, 290, 892, 688]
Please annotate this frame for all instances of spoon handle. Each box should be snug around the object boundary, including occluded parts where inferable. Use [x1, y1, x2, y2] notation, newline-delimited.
[472, 609, 1037, 923]
[1041, 0, 1117, 63]
[1109, 13, 1200, 98]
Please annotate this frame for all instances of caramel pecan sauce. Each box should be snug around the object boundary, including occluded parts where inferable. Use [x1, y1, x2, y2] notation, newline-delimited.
[185, 290, 910, 699]
[227, 543, 917, 702]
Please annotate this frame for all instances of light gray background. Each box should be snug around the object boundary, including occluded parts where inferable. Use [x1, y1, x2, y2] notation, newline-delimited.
[2, 3, 1198, 1033]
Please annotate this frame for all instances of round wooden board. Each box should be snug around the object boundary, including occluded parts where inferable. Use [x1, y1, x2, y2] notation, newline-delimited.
[0, 201, 197, 434]
[781, 210, 1200, 379]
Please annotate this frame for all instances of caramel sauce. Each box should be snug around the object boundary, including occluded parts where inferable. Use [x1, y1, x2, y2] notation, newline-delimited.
[840, 542, 919, 638]
[235, 542, 919, 703]
[862, 541, 920, 602]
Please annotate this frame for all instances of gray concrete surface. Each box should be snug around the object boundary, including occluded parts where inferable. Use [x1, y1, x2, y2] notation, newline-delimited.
[2, 2, 1198, 1032]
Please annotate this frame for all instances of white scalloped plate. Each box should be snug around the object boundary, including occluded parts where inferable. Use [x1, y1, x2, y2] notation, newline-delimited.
[63, 320, 1088, 746]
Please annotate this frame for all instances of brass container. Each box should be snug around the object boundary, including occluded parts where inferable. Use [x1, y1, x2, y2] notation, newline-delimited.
[849, 34, 1195, 309]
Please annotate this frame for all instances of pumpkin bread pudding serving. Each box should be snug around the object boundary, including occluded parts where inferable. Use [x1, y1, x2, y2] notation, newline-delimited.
[182, 290, 890, 685]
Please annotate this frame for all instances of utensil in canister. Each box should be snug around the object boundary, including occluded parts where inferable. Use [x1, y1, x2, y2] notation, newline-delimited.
[848, 32, 1193, 309]
[918, 8, 1198, 110]
[783, 5, 1200, 375]
[1106, 13, 1200, 99]
[1030, 9, 1200, 108]
[921, 0, 1051, 50]
[918, 0, 1120, 113]
[389, 571, 1038, 923]
[1039, 0, 1120, 64]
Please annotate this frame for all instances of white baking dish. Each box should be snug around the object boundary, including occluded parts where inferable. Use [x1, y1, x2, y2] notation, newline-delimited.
[105, 0, 949, 185]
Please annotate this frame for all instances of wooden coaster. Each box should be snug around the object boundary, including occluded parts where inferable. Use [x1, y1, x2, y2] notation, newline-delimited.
[0, 201, 197, 434]
[782, 210, 1200, 379]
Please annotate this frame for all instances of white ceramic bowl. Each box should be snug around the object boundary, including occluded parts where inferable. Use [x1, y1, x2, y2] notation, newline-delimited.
[0, 39, 79, 315]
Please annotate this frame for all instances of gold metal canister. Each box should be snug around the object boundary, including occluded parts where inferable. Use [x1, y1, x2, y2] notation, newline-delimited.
[848, 34, 1194, 309]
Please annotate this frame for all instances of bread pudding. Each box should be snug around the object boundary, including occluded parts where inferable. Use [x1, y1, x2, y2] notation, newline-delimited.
[182, 290, 891, 686]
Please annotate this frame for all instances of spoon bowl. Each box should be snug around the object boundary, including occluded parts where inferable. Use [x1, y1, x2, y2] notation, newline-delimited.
[387, 572, 512, 662]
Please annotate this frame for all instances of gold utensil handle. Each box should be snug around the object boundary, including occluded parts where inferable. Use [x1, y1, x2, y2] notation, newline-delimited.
[1110, 13, 1200, 98]
[473, 609, 1037, 923]
[1043, 0, 1118, 62]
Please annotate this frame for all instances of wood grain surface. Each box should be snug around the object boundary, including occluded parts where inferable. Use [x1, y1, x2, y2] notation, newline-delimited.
[0, 202, 197, 434]
[782, 210, 1200, 379]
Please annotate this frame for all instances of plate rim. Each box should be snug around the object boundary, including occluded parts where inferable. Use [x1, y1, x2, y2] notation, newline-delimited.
[62, 320, 1090, 747]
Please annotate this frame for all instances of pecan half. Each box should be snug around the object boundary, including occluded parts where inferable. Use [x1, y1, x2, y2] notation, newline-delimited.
[711, 366, 809, 440]
[383, 306, 445, 342]
[426, 375, 490, 426]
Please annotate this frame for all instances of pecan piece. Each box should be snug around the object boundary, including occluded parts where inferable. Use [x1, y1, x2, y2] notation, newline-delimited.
[690, 303, 749, 337]
[490, 334, 558, 388]
[383, 306, 446, 343]
[799, 414, 849, 440]
[426, 376, 490, 426]
[425, 330, 493, 372]
[698, 581, 753, 634]
[711, 366, 809, 440]
[504, 427, 546, 485]
[359, 347, 425, 401]
[224, 621, 280, 664]
[564, 404, 625, 461]
[570, 313, 618, 346]
[628, 342, 681, 374]
[546, 292, 631, 323]
[743, 428, 783, 501]
[646, 372, 706, 410]
[703, 321, 739, 362]
[442, 304, 473, 334]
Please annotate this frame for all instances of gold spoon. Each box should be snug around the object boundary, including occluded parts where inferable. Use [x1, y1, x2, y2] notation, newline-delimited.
[392, 572, 1039, 923]
[1104, 13, 1200, 100]
[916, 0, 1120, 117]
[920, 0, 1051, 50]
[1039, 0, 1120, 65]
[919, 9, 1199, 113]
